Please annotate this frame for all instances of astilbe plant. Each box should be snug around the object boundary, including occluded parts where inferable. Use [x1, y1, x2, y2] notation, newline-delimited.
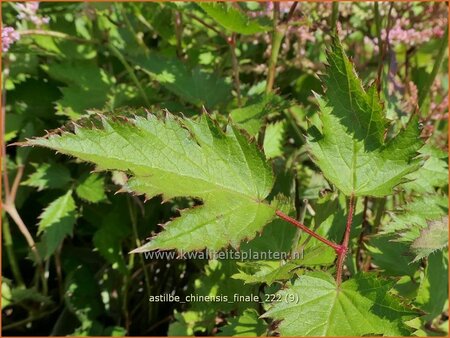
[21, 35, 424, 336]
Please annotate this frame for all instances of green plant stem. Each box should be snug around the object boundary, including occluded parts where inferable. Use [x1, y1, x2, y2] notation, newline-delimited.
[174, 11, 183, 58]
[108, 44, 151, 107]
[18, 29, 97, 44]
[266, 3, 282, 94]
[374, 2, 383, 93]
[229, 33, 242, 106]
[291, 199, 308, 258]
[2, 63, 46, 292]
[2, 216, 25, 288]
[127, 197, 152, 319]
[276, 210, 340, 251]
[418, 26, 448, 110]
[2, 307, 59, 331]
[331, 2, 339, 31]
[336, 194, 356, 286]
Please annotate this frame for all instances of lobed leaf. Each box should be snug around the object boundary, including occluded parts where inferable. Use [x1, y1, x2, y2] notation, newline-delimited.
[262, 272, 417, 336]
[25, 112, 275, 252]
[307, 36, 423, 197]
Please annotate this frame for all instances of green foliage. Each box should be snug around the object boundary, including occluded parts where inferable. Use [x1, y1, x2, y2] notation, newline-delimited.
[38, 190, 77, 258]
[198, 2, 271, 35]
[2, 2, 447, 336]
[263, 272, 417, 336]
[411, 216, 448, 261]
[75, 173, 107, 203]
[217, 309, 268, 336]
[27, 113, 275, 252]
[415, 251, 448, 322]
[263, 121, 286, 159]
[230, 95, 285, 136]
[22, 162, 72, 191]
[382, 195, 448, 243]
[129, 53, 232, 109]
[45, 62, 115, 119]
[307, 36, 423, 197]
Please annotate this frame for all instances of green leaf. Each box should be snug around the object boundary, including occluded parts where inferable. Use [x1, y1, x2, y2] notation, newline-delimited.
[415, 251, 448, 321]
[198, 2, 271, 35]
[191, 260, 259, 314]
[307, 36, 423, 197]
[217, 309, 267, 336]
[65, 265, 105, 327]
[403, 144, 448, 193]
[262, 272, 417, 336]
[263, 121, 286, 159]
[93, 207, 131, 275]
[1, 282, 11, 309]
[230, 95, 285, 136]
[26, 112, 275, 252]
[233, 261, 298, 285]
[22, 162, 72, 191]
[366, 235, 419, 277]
[8, 287, 52, 306]
[129, 53, 231, 109]
[382, 195, 448, 243]
[38, 190, 77, 258]
[411, 216, 448, 261]
[76, 173, 107, 203]
[45, 62, 114, 119]
[168, 310, 212, 336]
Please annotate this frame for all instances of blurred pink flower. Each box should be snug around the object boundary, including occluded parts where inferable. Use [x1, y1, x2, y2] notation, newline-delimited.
[2, 26, 20, 52]
[16, 2, 50, 26]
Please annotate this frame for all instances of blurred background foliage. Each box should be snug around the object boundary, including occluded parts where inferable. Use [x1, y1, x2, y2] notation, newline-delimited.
[1, 1, 448, 336]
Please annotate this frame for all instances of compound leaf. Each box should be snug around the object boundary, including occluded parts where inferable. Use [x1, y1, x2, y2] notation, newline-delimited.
[26, 112, 275, 252]
[307, 36, 423, 197]
[262, 272, 417, 336]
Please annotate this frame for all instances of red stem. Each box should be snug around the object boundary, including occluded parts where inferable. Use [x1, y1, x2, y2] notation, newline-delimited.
[336, 194, 356, 286]
[275, 210, 341, 251]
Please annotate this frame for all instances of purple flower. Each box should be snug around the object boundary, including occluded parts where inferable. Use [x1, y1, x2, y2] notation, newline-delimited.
[2, 26, 20, 52]
[16, 2, 50, 26]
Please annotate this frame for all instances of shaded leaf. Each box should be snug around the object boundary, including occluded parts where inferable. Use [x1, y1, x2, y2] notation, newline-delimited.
[415, 251, 448, 321]
[45, 62, 114, 119]
[217, 309, 267, 336]
[366, 235, 419, 277]
[129, 53, 231, 108]
[230, 95, 285, 136]
[22, 162, 72, 191]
